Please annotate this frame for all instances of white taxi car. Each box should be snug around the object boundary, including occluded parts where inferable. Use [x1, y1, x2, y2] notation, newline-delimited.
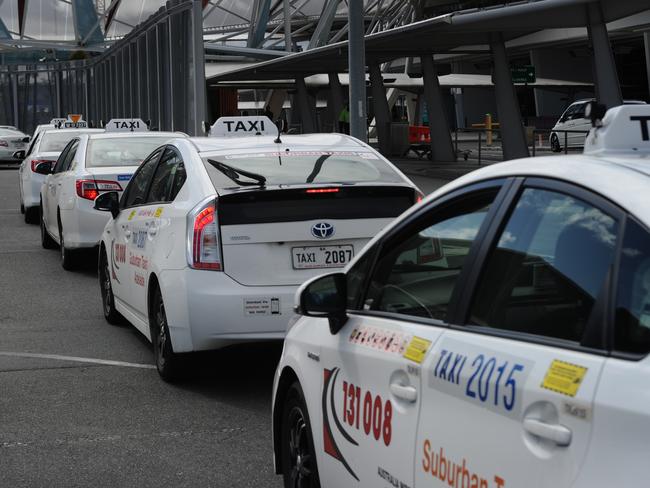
[39, 119, 183, 269]
[19, 124, 103, 223]
[550, 98, 646, 152]
[93, 116, 420, 380]
[272, 103, 650, 488]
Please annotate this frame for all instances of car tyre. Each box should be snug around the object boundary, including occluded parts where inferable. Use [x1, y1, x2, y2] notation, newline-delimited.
[550, 133, 561, 153]
[20, 203, 24, 214]
[59, 226, 77, 270]
[24, 206, 38, 224]
[40, 207, 57, 249]
[99, 247, 123, 325]
[280, 381, 321, 488]
[151, 286, 184, 382]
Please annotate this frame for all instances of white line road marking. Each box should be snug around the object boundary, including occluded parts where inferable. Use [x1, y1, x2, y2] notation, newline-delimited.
[0, 352, 156, 369]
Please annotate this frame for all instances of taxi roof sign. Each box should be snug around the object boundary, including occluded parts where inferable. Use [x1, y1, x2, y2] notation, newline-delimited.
[210, 116, 275, 138]
[105, 118, 148, 133]
[50, 115, 87, 129]
[584, 105, 650, 156]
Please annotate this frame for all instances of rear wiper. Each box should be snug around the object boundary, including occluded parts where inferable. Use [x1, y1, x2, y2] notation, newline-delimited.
[207, 159, 266, 187]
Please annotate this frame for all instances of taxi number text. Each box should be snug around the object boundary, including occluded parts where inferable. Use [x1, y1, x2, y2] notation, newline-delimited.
[292, 245, 353, 269]
[429, 341, 532, 418]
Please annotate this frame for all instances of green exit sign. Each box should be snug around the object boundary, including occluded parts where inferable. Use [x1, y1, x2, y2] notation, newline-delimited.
[511, 65, 536, 83]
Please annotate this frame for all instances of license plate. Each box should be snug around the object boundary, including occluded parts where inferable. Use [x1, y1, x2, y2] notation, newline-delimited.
[292, 245, 354, 270]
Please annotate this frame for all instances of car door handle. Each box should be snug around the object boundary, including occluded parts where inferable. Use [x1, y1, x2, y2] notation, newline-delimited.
[523, 418, 572, 447]
[389, 383, 417, 402]
[124, 229, 132, 238]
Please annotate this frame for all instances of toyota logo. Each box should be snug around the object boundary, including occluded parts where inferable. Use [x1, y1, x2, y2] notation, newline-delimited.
[311, 222, 335, 239]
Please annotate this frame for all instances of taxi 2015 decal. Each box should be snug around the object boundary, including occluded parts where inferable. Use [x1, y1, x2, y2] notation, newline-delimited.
[428, 340, 532, 418]
[422, 440, 506, 488]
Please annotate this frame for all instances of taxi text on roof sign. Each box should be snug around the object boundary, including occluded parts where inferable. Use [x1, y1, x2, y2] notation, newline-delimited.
[105, 119, 148, 133]
[584, 104, 650, 155]
[50, 114, 88, 129]
[209, 116, 275, 137]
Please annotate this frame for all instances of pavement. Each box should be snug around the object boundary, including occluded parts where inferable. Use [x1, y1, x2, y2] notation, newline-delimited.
[0, 163, 459, 487]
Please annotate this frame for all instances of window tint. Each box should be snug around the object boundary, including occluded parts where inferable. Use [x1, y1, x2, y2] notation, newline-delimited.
[40, 130, 87, 152]
[362, 190, 498, 320]
[122, 149, 162, 208]
[572, 103, 587, 120]
[469, 188, 618, 343]
[86, 137, 172, 167]
[26, 132, 40, 156]
[347, 244, 377, 310]
[146, 148, 185, 203]
[614, 219, 650, 355]
[54, 140, 78, 174]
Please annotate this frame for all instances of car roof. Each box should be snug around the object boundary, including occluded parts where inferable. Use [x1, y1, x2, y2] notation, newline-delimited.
[85, 131, 182, 140]
[189, 133, 368, 154]
[41, 128, 104, 136]
[425, 155, 650, 229]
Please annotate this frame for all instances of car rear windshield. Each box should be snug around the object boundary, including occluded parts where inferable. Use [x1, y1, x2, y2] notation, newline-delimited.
[201, 151, 404, 187]
[40, 131, 86, 152]
[86, 137, 171, 167]
[0, 128, 22, 137]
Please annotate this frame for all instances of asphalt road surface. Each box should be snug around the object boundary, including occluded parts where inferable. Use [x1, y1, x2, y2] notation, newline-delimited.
[0, 164, 449, 487]
[0, 166, 284, 487]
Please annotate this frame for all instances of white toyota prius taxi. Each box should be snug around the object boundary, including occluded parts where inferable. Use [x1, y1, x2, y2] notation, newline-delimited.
[93, 116, 420, 380]
[271, 103, 650, 488]
[39, 119, 184, 269]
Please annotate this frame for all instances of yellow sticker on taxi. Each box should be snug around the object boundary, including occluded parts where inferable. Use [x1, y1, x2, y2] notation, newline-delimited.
[541, 359, 588, 397]
[403, 336, 432, 364]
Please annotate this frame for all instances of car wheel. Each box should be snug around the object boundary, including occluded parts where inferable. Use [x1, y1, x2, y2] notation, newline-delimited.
[24, 206, 38, 224]
[59, 226, 77, 271]
[20, 203, 24, 214]
[550, 134, 561, 153]
[151, 286, 184, 381]
[99, 247, 123, 325]
[281, 382, 321, 488]
[40, 207, 57, 249]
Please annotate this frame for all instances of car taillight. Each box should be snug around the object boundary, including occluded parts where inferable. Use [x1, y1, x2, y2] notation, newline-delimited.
[0, 141, 7, 147]
[75, 179, 122, 201]
[31, 159, 54, 172]
[415, 191, 424, 204]
[188, 199, 221, 271]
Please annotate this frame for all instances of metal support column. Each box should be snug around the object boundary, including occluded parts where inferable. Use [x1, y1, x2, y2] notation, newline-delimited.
[191, 0, 207, 135]
[369, 62, 392, 155]
[295, 77, 315, 133]
[490, 33, 529, 160]
[587, 2, 622, 108]
[348, 0, 367, 142]
[328, 73, 344, 132]
[10, 70, 18, 128]
[284, 0, 292, 52]
[644, 32, 650, 98]
[421, 55, 455, 162]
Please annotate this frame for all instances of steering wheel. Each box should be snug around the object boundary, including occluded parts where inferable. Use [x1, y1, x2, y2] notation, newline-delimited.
[377, 284, 434, 319]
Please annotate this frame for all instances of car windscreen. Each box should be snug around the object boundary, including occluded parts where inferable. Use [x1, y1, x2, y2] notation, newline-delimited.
[40, 131, 86, 152]
[86, 137, 171, 167]
[202, 151, 404, 187]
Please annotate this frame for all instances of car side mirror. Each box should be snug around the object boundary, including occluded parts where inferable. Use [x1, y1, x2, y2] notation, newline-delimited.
[297, 272, 348, 334]
[94, 191, 120, 219]
[21, 136, 30, 143]
[13, 150, 25, 159]
[34, 162, 53, 175]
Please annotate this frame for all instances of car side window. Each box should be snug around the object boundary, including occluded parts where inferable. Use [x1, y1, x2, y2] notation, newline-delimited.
[53, 141, 74, 174]
[146, 148, 185, 203]
[60, 140, 79, 172]
[122, 149, 163, 208]
[360, 189, 500, 321]
[560, 105, 576, 122]
[572, 103, 587, 120]
[468, 187, 619, 343]
[614, 218, 650, 355]
[26, 132, 40, 156]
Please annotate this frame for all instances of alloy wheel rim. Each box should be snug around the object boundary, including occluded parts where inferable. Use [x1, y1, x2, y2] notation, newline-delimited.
[101, 260, 112, 315]
[288, 406, 313, 488]
[156, 300, 167, 368]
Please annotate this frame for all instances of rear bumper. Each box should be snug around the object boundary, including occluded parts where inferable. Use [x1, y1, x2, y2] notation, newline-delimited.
[158, 267, 296, 353]
[22, 173, 45, 209]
